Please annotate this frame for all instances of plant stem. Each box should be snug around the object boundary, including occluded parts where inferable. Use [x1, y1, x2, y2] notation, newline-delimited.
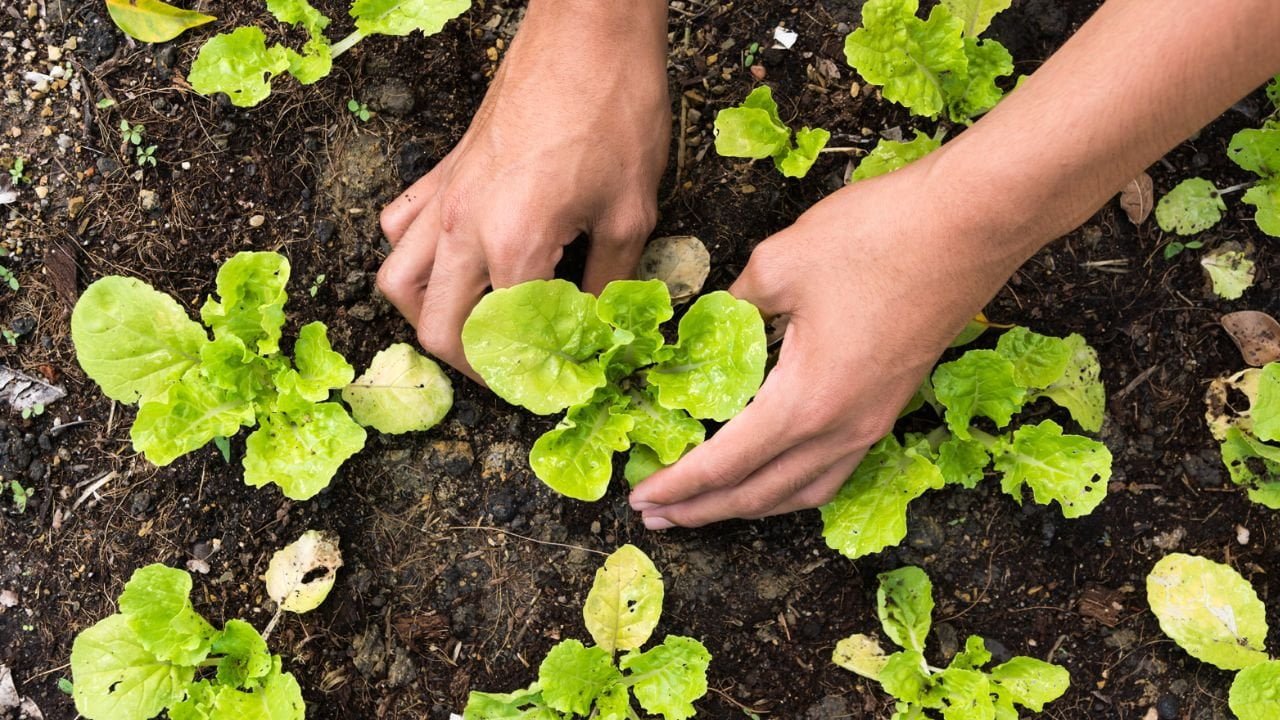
[330, 30, 366, 59]
[1218, 180, 1255, 196]
[262, 607, 283, 641]
[967, 428, 1001, 451]
[818, 146, 865, 154]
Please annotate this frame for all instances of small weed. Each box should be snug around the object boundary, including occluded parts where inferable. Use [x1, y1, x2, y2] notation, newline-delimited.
[8, 157, 28, 185]
[347, 99, 372, 122]
[120, 119, 145, 146]
[1, 328, 17, 346]
[0, 264, 17, 291]
[96, 97, 116, 109]
[136, 144, 158, 167]
[1164, 239, 1205, 260]
[742, 41, 760, 67]
[21, 403, 45, 420]
[309, 273, 326, 297]
[8, 480, 31, 514]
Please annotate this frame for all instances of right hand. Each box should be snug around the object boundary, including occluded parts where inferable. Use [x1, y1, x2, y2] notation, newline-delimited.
[377, 0, 671, 379]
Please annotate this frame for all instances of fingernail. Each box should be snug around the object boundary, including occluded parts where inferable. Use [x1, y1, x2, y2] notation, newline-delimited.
[644, 516, 675, 531]
[631, 500, 659, 512]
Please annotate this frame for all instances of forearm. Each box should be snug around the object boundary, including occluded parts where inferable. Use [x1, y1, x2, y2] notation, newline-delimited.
[518, 0, 668, 68]
[933, 0, 1280, 266]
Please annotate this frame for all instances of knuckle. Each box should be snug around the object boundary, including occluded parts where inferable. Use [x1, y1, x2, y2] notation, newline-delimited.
[733, 486, 779, 518]
[375, 259, 413, 298]
[438, 189, 470, 235]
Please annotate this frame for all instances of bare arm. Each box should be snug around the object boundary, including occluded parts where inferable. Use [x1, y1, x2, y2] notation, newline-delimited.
[631, 0, 1280, 528]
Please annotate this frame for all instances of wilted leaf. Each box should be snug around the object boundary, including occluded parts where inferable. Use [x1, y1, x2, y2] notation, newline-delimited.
[1201, 242, 1256, 300]
[637, 236, 710, 304]
[263, 530, 342, 614]
[1119, 172, 1153, 225]
[1222, 311, 1280, 367]
[0, 365, 66, 412]
[1205, 368, 1261, 441]
[105, 0, 216, 43]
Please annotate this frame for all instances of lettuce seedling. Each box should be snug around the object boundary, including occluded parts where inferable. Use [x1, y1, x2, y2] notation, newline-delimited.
[71, 252, 451, 500]
[713, 86, 832, 178]
[821, 327, 1111, 560]
[187, 0, 470, 107]
[461, 279, 766, 501]
[1147, 554, 1280, 720]
[844, 0, 1014, 124]
[848, 128, 944, 182]
[834, 566, 1070, 719]
[1204, 362, 1280, 508]
[69, 564, 305, 720]
[465, 545, 711, 719]
[1157, 120, 1280, 238]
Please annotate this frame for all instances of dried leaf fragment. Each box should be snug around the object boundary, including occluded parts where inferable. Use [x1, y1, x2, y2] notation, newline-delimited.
[0, 365, 66, 412]
[264, 530, 342, 614]
[1222, 311, 1280, 367]
[637, 236, 710, 304]
[1119, 172, 1153, 225]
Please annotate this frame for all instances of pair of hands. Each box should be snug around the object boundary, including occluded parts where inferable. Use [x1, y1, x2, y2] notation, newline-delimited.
[377, 4, 1007, 529]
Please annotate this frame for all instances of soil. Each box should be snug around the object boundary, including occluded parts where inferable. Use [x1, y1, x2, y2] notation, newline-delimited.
[1, 1, 1277, 719]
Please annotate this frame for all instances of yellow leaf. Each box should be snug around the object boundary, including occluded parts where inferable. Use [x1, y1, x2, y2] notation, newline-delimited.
[105, 0, 216, 43]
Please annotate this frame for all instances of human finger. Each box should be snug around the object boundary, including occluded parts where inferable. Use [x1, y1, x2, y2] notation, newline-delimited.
[582, 210, 655, 294]
[727, 241, 794, 319]
[379, 154, 453, 246]
[417, 234, 489, 379]
[759, 451, 864, 517]
[376, 202, 441, 326]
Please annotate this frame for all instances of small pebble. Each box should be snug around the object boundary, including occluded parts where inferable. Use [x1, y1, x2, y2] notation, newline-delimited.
[249, 214, 265, 228]
[1236, 524, 1250, 545]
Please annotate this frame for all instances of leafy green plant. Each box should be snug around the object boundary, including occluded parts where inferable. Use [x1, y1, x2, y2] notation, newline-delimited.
[1204, 361, 1280, 508]
[464, 545, 712, 719]
[835, 566, 1070, 719]
[69, 564, 305, 720]
[346, 98, 371, 121]
[70, 251, 452, 500]
[0, 263, 17, 291]
[713, 86, 831, 178]
[844, 0, 1015, 124]
[7, 157, 28, 186]
[7, 481, 31, 513]
[136, 144, 158, 167]
[849, 128, 945, 182]
[461, 279, 766, 501]
[187, 0, 471, 108]
[820, 326, 1111, 560]
[1147, 553, 1280, 720]
[120, 119, 145, 146]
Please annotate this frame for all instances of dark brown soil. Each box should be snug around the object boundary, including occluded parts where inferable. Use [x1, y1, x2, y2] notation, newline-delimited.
[2, 1, 1278, 719]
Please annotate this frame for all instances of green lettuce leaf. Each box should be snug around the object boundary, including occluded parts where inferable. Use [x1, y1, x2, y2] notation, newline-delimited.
[620, 636, 711, 720]
[1201, 246, 1257, 300]
[1241, 179, 1280, 237]
[211, 620, 272, 688]
[342, 342, 453, 434]
[350, 0, 472, 37]
[288, 322, 354, 401]
[843, 0, 967, 118]
[648, 291, 766, 421]
[925, 667, 993, 717]
[131, 370, 255, 466]
[71, 275, 208, 404]
[820, 435, 945, 559]
[104, 0, 216, 43]
[530, 395, 634, 501]
[70, 613, 194, 720]
[118, 564, 216, 667]
[935, 436, 989, 488]
[987, 657, 1070, 712]
[243, 404, 366, 500]
[833, 633, 891, 681]
[538, 640, 620, 716]
[1230, 660, 1280, 720]
[462, 279, 613, 415]
[849, 130, 941, 182]
[1227, 125, 1280, 177]
[597, 280, 672, 378]
[198, 336, 274, 404]
[188, 28, 292, 107]
[1219, 427, 1280, 508]
[940, 0, 1012, 36]
[1268, 76, 1280, 109]
[1146, 553, 1271, 670]
[583, 545, 664, 655]
[624, 445, 669, 488]
[948, 635, 992, 671]
[621, 387, 705, 465]
[1033, 333, 1105, 432]
[880, 650, 930, 703]
[932, 349, 1026, 439]
[463, 685, 560, 720]
[200, 252, 291, 356]
[993, 420, 1111, 518]
[170, 658, 304, 720]
[994, 326, 1072, 390]
[777, 126, 831, 178]
[713, 86, 791, 160]
[282, 37, 332, 85]
[877, 566, 933, 655]
[942, 37, 1012, 123]
[595, 683, 633, 720]
[1155, 178, 1225, 235]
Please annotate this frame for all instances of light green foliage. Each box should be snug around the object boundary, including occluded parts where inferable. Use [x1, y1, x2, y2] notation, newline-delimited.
[464, 545, 711, 719]
[1207, 364, 1280, 508]
[1267, 75, 1280, 109]
[1200, 246, 1256, 300]
[844, 0, 1014, 123]
[0, 263, 18, 291]
[463, 279, 766, 501]
[850, 130, 942, 182]
[1227, 122, 1280, 237]
[70, 565, 304, 720]
[343, 343, 453, 433]
[1147, 554, 1271, 671]
[821, 327, 1110, 559]
[713, 86, 831, 178]
[189, 0, 470, 107]
[1230, 661, 1280, 720]
[104, 0, 215, 43]
[72, 251, 437, 501]
[834, 566, 1070, 719]
[1241, 179, 1280, 236]
[1156, 177, 1226, 235]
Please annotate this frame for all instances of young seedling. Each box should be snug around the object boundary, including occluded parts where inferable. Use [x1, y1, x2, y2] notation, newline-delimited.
[1147, 554, 1280, 720]
[7, 158, 27, 186]
[848, 128, 945, 182]
[347, 99, 372, 121]
[119, 119, 144, 146]
[71, 251, 452, 500]
[821, 326, 1111, 560]
[1, 328, 17, 346]
[136, 144, 158, 168]
[835, 566, 1070, 719]
[1204, 359, 1280, 508]
[0, 263, 17, 291]
[713, 86, 831, 178]
[20, 403, 44, 420]
[461, 279, 766, 501]
[465, 545, 712, 719]
[7, 481, 31, 514]
[309, 273, 326, 296]
[69, 564, 306, 720]
[844, 0, 1015, 124]
[186, 0, 471, 108]
[1162, 238, 1204, 260]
